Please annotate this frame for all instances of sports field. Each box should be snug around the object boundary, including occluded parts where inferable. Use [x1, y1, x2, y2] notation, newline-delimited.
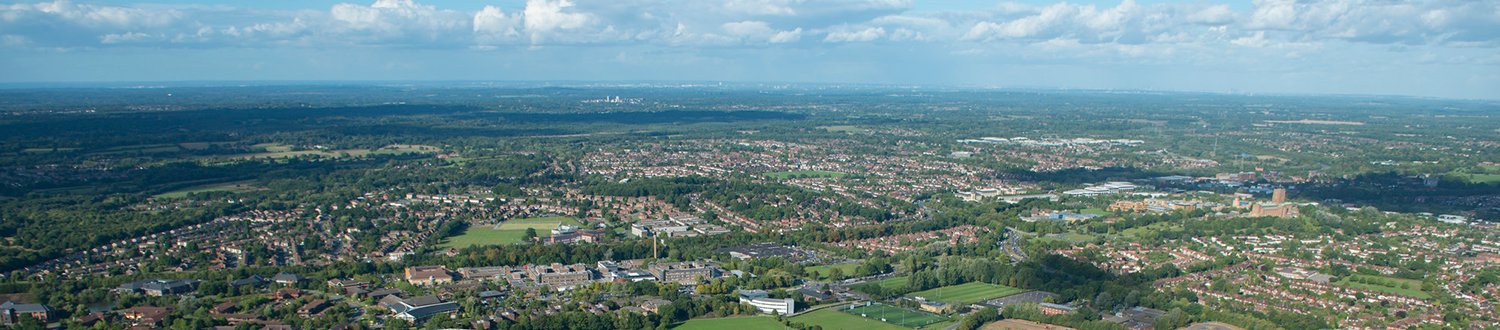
[439, 216, 582, 248]
[907, 282, 1026, 305]
[842, 303, 947, 328]
[789, 308, 910, 330]
[672, 316, 784, 330]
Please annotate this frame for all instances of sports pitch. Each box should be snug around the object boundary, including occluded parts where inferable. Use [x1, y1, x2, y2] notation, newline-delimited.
[907, 282, 1026, 305]
[843, 303, 948, 328]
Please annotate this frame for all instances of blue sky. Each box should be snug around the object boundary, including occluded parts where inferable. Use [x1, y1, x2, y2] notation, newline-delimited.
[2, 0, 1497, 99]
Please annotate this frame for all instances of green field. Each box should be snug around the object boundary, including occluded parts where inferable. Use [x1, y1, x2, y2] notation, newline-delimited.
[673, 316, 784, 330]
[841, 303, 948, 328]
[1037, 233, 1098, 245]
[906, 282, 1025, 305]
[806, 263, 861, 280]
[439, 216, 582, 248]
[154, 181, 262, 199]
[1120, 222, 1182, 239]
[764, 170, 847, 179]
[1336, 274, 1430, 299]
[789, 307, 910, 330]
[869, 276, 909, 290]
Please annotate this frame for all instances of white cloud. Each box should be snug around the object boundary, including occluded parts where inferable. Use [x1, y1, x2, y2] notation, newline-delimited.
[0, 0, 1494, 54]
[523, 0, 594, 42]
[825, 26, 885, 42]
[473, 5, 521, 43]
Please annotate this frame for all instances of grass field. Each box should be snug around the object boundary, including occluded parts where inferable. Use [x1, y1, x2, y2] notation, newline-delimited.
[1120, 222, 1182, 238]
[806, 263, 861, 280]
[225, 144, 437, 160]
[869, 276, 909, 290]
[673, 316, 784, 330]
[789, 307, 910, 330]
[1037, 233, 1098, 245]
[842, 303, 947, 328]
[439, 216, 582, 248]
[21, 147, 79, 153]
[1336, 274, 1430, 299]
[907, 282, 1026, 305]
[154, 181, 262, 198]
[764, 170, 847, 179]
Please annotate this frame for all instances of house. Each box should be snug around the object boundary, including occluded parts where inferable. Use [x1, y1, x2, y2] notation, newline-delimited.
[211, 301, 238, 314]
[639, 299, 671, 313]
[230, 275, 266, 287]
[117, 279, 199, 296]
[121, 306, 171, 325]
[405, 266, 456, 286]
[272, 288, 303, 300]
[381, 295, 460, 322]
[75, 312, 111, 327]
[0, 301, 53, 325]
[328, 279, 369, 289]
[272, 272, 307, 285]
[297, 299, 332, 317]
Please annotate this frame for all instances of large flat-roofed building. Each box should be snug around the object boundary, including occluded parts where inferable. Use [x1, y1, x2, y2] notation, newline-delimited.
[648, 261, 717, 284]
[738, 290, 795, 315]
[117, 279, 199, 296]
[718, 243, 809, 261]
[381, 295, 459, 322]
[404, 266, 455, 286]
[1, 301, 53, 325]
[529, 263, 595, 288]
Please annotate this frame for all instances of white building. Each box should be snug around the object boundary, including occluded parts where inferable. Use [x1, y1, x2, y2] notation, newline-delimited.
[739, 290, 795, 315]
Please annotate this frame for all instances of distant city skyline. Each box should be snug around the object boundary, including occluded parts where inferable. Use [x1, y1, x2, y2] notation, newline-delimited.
[2, 0, 1497, 100]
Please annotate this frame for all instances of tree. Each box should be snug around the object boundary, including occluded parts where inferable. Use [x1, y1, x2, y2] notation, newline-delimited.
[525, 228, 538, 241]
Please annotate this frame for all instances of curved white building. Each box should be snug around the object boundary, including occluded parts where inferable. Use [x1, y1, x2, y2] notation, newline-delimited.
[738, 290, 795, 315]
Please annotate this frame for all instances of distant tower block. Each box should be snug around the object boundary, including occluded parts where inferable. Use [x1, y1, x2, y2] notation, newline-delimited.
[1272, 188, 1287, 204]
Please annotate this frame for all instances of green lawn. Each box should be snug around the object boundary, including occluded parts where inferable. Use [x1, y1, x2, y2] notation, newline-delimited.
[764, 170, 847, 179]
[841, 303, 948, 328]
[1336, 274, 1430, 299]
[673, 316, 785, 330]
[438, 216, 582, 248]
[1120, 222, 1182, 239]
[154, 181, 262, 199]
[869, 276, 909, 290]
[806, 263, 861, 280]
[790, 307, 910, 330]
[906, 282, 1026, 305]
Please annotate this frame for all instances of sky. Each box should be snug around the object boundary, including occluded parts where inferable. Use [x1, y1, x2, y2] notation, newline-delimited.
[1, 0, 1497, 99]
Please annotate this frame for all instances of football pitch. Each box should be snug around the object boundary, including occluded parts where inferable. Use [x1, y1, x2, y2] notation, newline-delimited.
[907, 282, 1026, 305]
[843, 303, 948, 328]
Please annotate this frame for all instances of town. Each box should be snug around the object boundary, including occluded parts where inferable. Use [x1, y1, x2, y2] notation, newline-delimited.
[0, 85, 1496, 330]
